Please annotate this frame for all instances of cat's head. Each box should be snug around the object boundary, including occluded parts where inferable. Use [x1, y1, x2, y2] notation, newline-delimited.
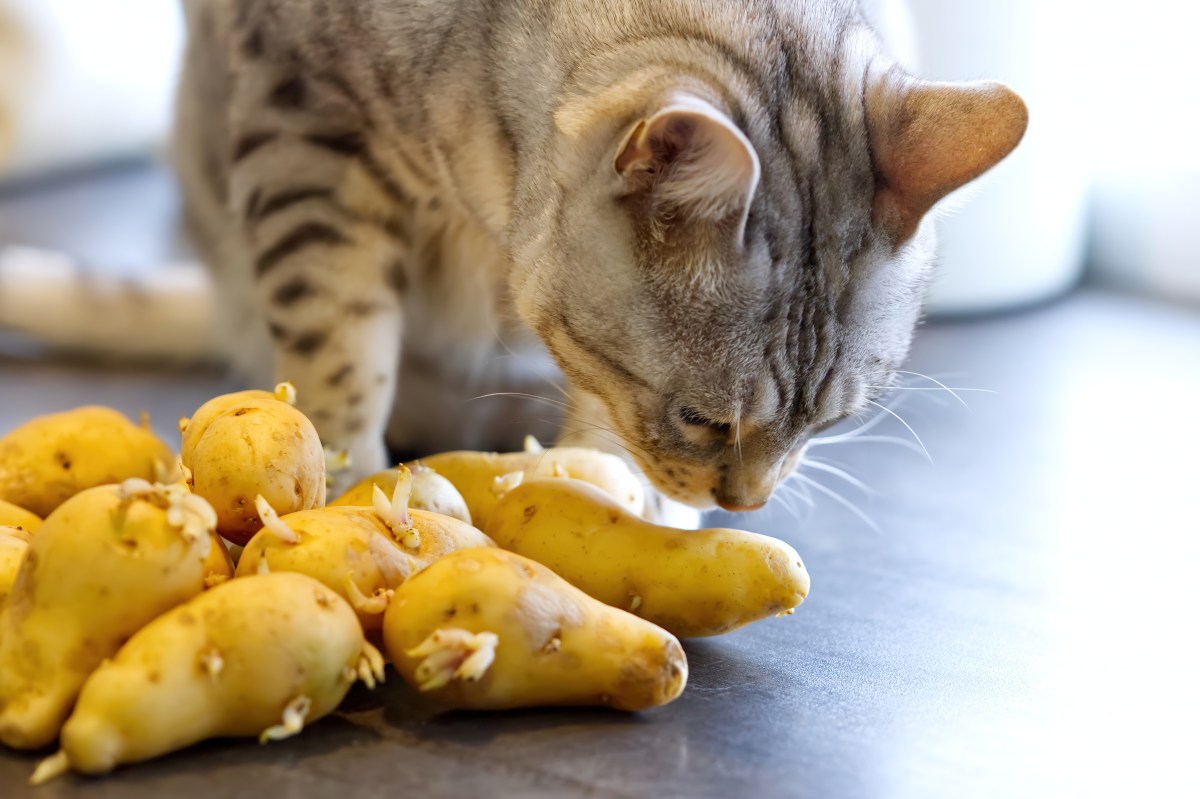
[514, 62, 1027, 511]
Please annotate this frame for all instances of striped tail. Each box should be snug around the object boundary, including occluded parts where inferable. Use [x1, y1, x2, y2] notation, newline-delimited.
[0, 245, 223, 363]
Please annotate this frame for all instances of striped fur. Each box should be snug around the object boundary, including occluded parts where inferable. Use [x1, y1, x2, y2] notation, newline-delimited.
[9, 0, 1023, 514]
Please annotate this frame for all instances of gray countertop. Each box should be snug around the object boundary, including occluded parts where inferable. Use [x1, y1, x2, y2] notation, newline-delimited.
[2, 166, 1198, 798]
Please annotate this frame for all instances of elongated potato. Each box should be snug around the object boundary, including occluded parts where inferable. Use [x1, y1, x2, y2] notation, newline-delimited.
[33, 572, 383, 781]
[0, 406, 173, 517]
[0, 481, 215, 749]
[0, 525, 31, 610]
[329, 464, 472, 524]
[185, 395, 325, 545]
[0, 499, 41, 532]
[336, 441, 644, 529]
[237, 468, 494, 632]
[383, 548, 687, 711]
[487, 478, 810, 638]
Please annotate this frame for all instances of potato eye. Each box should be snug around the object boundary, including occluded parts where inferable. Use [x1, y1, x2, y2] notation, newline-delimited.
[678, 407, 731, 434]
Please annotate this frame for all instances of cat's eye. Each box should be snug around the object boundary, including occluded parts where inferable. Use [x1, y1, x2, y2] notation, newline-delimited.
[679, 407, 731, 434]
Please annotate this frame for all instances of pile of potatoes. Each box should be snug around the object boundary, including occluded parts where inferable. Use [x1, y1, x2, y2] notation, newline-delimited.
[0, 385, 811, 783]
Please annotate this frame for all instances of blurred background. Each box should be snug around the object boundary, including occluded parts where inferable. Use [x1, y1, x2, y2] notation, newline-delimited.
[0, 0, 1197, 310]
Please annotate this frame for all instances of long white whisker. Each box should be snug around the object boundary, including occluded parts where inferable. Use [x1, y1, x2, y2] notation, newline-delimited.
[893, 370, 975, 408]
[800, 458, 875, 496]
[467, 391, 570, 411]
[796, 473, 881, 534]
[806, 434, 926, 457]
[865, 400, 932, 464]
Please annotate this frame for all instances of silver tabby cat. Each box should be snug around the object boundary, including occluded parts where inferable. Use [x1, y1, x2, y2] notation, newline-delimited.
[169, 0, 1026, 517]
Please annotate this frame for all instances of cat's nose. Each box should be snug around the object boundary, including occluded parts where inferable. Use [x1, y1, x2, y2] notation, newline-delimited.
[716, 497, 767, 513]
[714, 471, 773, 512]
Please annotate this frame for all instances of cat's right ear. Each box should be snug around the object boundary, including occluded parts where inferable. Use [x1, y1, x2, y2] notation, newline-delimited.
[868, 71, 1029, 243]
[615, 95, 760, 226]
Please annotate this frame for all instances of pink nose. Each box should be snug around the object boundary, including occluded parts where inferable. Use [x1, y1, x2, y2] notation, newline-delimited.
[716, 499, 767, 513]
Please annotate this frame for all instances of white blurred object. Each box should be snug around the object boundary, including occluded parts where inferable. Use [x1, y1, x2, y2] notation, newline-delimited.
[1089, 169, 1200, 305]
[906, 1, 1090, 315]
[0, 0, 184, 182]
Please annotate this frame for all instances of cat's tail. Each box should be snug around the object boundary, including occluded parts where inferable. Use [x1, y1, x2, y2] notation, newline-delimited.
[0, 245, 224, 363]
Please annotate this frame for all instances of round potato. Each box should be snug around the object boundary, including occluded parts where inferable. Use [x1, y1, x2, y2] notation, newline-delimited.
[486, 477, 811, 637]
[383, 548, 687, 712]
[178, 384, 290, 464]
[0, 406, 173, 517]
[186, 397, 325, 545]
[34, 572, 382, 781]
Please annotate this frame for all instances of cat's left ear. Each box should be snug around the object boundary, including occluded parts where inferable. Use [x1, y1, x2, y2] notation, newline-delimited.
[868, 73, 1029, 243]
[615, 95, 760, 225]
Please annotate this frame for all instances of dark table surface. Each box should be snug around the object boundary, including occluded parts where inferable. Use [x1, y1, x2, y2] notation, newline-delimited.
[2, 165, 1198, 798]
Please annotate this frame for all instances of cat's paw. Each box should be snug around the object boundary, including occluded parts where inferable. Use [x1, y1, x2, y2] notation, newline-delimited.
[643, 489, 705, 530]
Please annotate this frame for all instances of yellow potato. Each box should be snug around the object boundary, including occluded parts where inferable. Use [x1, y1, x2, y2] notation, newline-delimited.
[337, 440, 644, 530]
[33, 572, 383, 781]
[178, 384, 290, 464]
[330, 464, 472, 524]
[0, 498, 41, 532]
[202, 532, 235, 588]
[0, 406, 173, 517]
[0, 525, 31, 610]
[0, 481, 215, 749]
[185, 396, 325, 545]
[237, 468, 494, 633]
[486, 477, 811, 638]
[383, 548, 687, 712]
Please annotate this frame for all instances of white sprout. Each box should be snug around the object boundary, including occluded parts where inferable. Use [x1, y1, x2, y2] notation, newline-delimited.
[274, 381, 297, 405]
[29, 751, 70, 785]
[198, 648, 224, 680]
[255, 495, 300, 544]
[491, 470, 524, 497]
[256, 557, 271, 575]
[342, 574, 392, 615]
[372, 467, 418, 548]
[406, 629, 499, 692]
[629, 594, 643, 612]
[354, 641, 387, 689]
[118, 477, 156, 499]
[523, 434, 545, 453]
[259, 696, 312, 743]
[116, 479, 216, 557]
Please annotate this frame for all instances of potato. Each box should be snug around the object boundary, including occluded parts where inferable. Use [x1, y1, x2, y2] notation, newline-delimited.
[0, 525, 31, 610]
[0, 406, 173, 517]
[0, 498, 41, 533]
[330, 464, 472, 524]
[0, 480, 215, 749]
[336, 438, 644, 530]
[202, 532, 235, 588]
[383, 548, 687, 712]
[486, 477, 811, 638]
[178, 383, 291, 465]
[184, 394, 325, 545]
[32, 572, 384, 781]
[236, 467, 494, 633]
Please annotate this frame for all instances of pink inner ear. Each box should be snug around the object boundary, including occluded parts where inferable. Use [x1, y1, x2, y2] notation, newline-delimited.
[616, 95, 760, 220]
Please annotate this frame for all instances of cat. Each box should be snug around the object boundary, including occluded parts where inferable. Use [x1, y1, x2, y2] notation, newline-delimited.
[3, 0, 1027, 521]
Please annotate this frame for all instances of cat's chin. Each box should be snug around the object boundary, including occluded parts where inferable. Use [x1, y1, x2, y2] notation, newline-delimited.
[643, 490, 707, 530]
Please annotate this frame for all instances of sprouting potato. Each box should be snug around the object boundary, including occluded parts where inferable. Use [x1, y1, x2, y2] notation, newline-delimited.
[486, 477, 811, 638]
[236, 466, 494, 633]
[0, 499, 41, 533]
[202, 532, 235, 588]
[0, 480, 216, 750]
[0, 406, 174, 517]
[329, 463, 472, 524]
[31, 572, 384, 782]
[0, 525, 31, 610]
[383, 547, 688, 712]
[336, 437, 645, 530]
[184, 391, 325, 545]
[178, 383, 291, 465]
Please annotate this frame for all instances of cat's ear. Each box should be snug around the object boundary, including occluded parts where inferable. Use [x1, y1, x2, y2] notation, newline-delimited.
[615, 95, 760, 224]
[868, 74, 1028, 242]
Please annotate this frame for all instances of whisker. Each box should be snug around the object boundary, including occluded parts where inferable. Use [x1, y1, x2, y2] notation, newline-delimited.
[893, 370, 978, 407]
[865, 399, 932, 464]
[795, 473, 882, 534]
[800, 458, 875, 496]
[806, 434, 926, 457]
[467, 391, 570, 411]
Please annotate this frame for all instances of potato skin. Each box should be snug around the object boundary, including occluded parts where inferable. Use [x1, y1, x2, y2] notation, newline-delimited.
[0, 485, 211, 749]
[235, 506, 494, 633]
[383, 548, 687, 712]
[329, 466, 472, 524]
[0, 499, 41, 532]
[486, 478, 811, 638]
[179, 389, 275, 464]
[0, 406, 173, 517]
[186, 399, 325, 545]
[337, 448, 645, 530]
[0, 525, 31, 610]
[60, 573, 366, 775]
